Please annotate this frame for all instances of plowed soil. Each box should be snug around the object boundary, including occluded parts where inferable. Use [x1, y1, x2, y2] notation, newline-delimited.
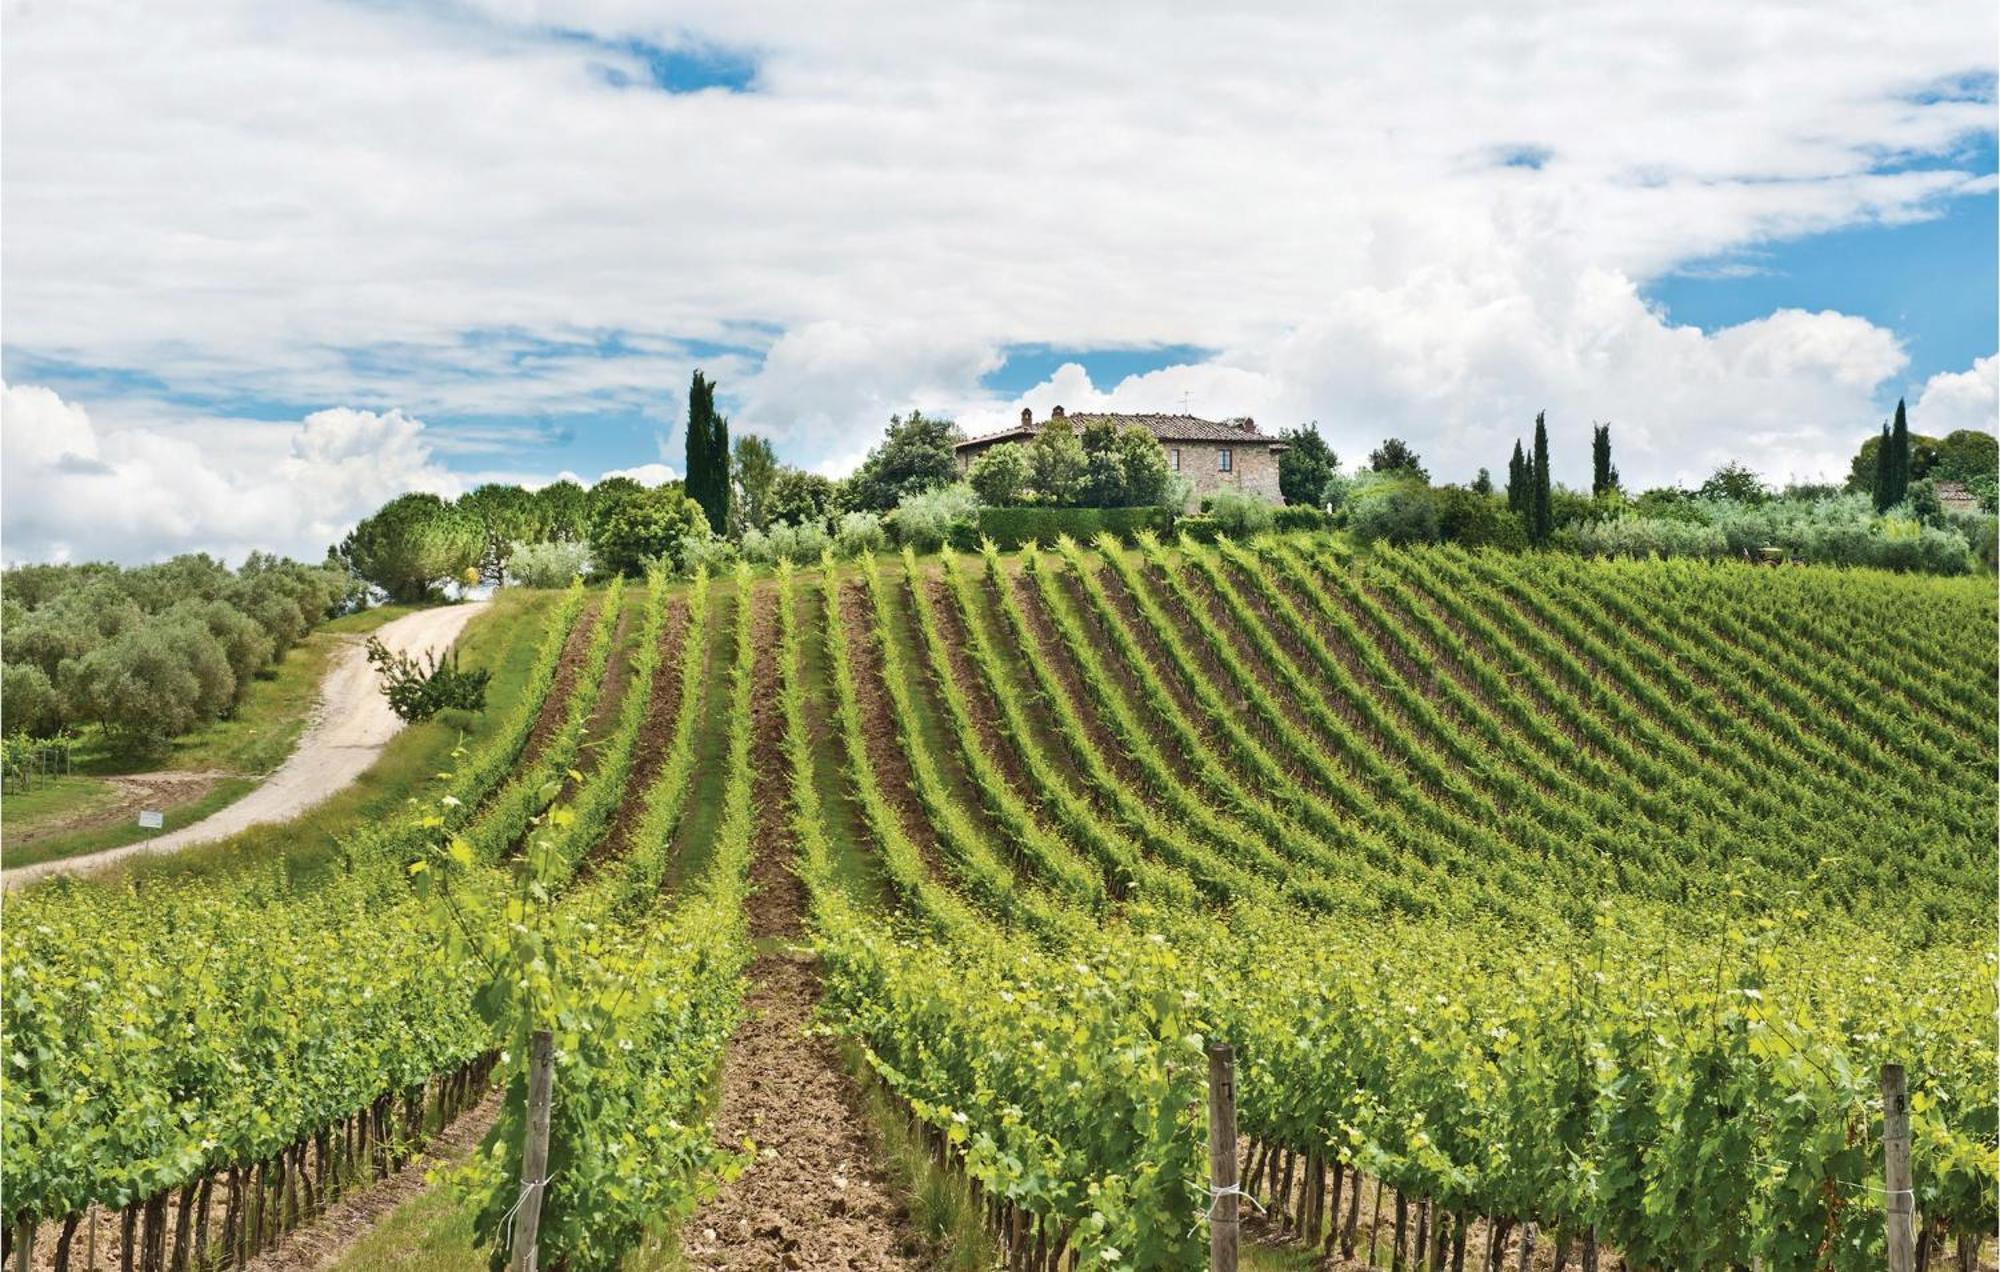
[681, 587, 927, 1272]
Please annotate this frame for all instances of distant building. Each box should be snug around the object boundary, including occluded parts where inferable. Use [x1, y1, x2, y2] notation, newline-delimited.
[1934, 481, 1979, 514]
[955, 406, 1287, 502]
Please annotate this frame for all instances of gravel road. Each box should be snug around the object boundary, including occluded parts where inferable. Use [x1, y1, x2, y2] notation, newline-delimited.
[4, 602, 489, 887]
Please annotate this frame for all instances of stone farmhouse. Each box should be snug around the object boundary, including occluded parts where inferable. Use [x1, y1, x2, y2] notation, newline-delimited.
[954, 406, 1287, 502]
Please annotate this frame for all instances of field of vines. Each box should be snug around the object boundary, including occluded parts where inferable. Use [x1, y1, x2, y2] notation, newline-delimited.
[3, 533, 1994, 1271]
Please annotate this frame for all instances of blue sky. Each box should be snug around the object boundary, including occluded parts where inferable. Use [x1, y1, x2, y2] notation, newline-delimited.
[3, 1, 1995, 562]
[1645, 139, 1997, 402]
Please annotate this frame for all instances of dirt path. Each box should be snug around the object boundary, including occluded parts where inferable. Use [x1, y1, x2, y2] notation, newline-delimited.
[5, 603, 488, 887]
[681, 593, 928, 1272]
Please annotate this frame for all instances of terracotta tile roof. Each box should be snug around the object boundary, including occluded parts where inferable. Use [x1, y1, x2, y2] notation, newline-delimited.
[956, 411, 1281, 449]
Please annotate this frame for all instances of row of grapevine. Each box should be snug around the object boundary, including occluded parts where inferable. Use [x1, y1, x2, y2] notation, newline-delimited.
[792, 535, 1995, 1268]
[0, 582, 599, 1260]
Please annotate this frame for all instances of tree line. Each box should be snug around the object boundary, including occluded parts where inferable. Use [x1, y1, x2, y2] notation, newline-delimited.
[1267, 405, 1994, 572]
[340, 373, 1200, 594]
[2, 554, 359, 749]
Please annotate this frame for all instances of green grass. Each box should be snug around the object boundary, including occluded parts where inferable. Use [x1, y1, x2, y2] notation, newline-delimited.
[839, 1040, 996, 1271]
[103, 588, 562, 892]
[322, 1170, 482, 1272]
[797, 574, 887, 908]
[2, 605, 415, 863]
[324, 1165, 687, 1272]
[662, 588, 739, 893]
[1, 777, 259, 871]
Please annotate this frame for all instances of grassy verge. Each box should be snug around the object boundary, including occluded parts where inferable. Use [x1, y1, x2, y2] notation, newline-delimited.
[325, 1172, 687, 1272]
[2, 778, 259, 871]
[839, 1039, 997, 1271]
[105, 588, 561, 892]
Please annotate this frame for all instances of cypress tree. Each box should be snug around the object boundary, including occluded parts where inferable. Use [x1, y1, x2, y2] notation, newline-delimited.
[1506, 440, 1528, 515]
[1873, 421, 1894, 513]
[684, 370, 731, 534]
[1888, 397, 1911, 508]
[709, 409, 733, 533]
[1531, 413, 1552, 543]
[1591, 423, 1618, 497]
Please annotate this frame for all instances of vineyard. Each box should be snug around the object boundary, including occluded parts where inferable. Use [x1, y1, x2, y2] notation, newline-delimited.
[3, 534, 1994, 1271]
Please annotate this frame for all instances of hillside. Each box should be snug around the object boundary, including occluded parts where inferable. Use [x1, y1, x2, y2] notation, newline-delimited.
[4, 535, 1994, 1270]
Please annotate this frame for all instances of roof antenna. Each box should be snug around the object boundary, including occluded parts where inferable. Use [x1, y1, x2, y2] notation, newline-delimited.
[1180, 390, 1192, 415]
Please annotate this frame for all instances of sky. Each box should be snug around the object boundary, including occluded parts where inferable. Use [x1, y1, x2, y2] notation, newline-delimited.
[2, 0, 1995, 564]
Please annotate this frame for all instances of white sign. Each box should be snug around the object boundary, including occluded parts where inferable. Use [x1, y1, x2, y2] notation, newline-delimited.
[137, 809, 165, 830]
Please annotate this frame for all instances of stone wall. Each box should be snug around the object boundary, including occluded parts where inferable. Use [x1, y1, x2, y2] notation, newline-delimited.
[1169, 441, 1283, 502]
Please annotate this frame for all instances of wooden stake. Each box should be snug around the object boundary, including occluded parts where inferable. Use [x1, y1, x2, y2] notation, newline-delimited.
[1368, 1179, 1384, 1266]
[510, 1029, 556, 1272]
[1206, 1042, 1239, 1272]
[1883, 1064, 1915, 1272]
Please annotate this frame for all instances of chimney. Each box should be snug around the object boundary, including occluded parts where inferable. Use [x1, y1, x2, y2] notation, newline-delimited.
[1237, 416, 1256, 433]
[1020, 406, 1032, 429]
[1051, 404, 1065, 421]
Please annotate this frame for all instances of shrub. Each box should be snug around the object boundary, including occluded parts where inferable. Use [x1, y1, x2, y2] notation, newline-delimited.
[741, 519, 832, 566]
[764, 469, 836, 531]
[1273, 505, 1327, 533]
[975, 506, 1170, 551]
[1206, 489, 1279, 537]
[1027, 421, 1086, 506]
[1349, 482, 1439, 546]
[893, 482, 979, 552]
[834, 511, 889, 559]
[365, 638, 492, 722]
[1, 663, 56, 736]
[679, 534, 740, 575]
[1433, 487, 1527, 550]
[588, 484, 710, 577]
[1320, 472, 1356, 520]
[508, 539, 592, 588]
[1175, 515, 1222, 545]
[967, 443, 1030, 507]
[1563, 517, 1727, 560]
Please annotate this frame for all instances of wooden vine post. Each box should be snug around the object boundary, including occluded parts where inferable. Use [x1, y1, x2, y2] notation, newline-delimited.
[510, 1030, 556, 1272]
[1880, 1063, 1914, 1272]
[1207, 1042, 1240, 1272]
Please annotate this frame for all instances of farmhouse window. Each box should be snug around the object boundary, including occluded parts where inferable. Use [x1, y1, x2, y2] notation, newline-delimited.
[1217, 447, 1233, 472]
[1170, 448, 1182, 471]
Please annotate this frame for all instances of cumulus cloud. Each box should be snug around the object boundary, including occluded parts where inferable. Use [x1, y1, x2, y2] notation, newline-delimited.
[1, 385, 459, 564]
[0, 0, 1993, 543]
[1913, 355, 1998, 435]
[597, 462, 681, 486]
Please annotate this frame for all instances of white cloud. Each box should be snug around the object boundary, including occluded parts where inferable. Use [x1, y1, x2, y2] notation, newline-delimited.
[597, 462, 680, 486]
[1913, 355, 1998, 435]
[1, 385, 460, 564]
[0, 0, 1993, 541]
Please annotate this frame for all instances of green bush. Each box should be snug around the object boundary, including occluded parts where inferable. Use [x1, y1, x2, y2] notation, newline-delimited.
[1175, 515, 1221, 544]
[834, 511, 889, 559]
[508, 539, 592, 588]
[1433, 487, 1527, 550]
[741, 519, 832, 566]
[364, 637, 492, 722]
[1349, 481, 1439, 546]
[1, 663, 56, 736]
[1207, 489, 1279, 536]
[1273, 505, 1328, 533]
[975, 506, 1170, 550]
[588, 484, 710, 576]
[893, 482, 979, 552]
[679, 534, 740, 575]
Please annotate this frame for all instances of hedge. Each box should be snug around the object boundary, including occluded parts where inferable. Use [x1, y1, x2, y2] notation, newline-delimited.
[975, 506, 1171, 550]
